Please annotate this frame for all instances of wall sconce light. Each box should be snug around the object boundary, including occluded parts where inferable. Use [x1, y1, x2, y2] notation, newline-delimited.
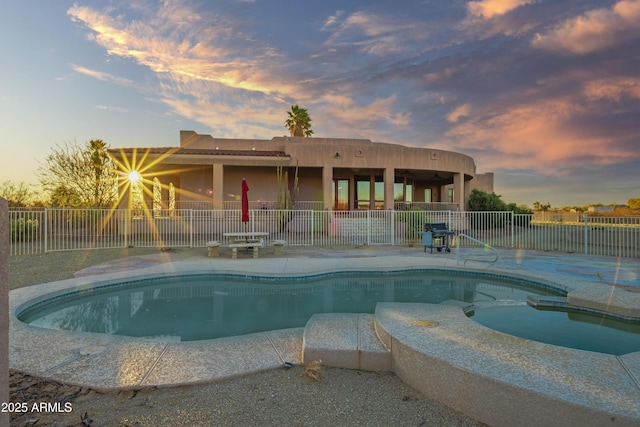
[334, 152, 341, 159]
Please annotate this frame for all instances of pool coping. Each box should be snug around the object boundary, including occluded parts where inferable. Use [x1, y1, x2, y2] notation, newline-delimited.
[9, 249, 640, 426]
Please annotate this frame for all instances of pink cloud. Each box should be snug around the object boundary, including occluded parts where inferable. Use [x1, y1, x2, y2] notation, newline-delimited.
[444, 94, 636, 175]
[315, 94, 410, 138]
[584, 77, 640, 102]
[446, 104, 471, 123]
[467, 0, 538, 18]
[532, 0, 640, 54]
[67, 4, 291, 96]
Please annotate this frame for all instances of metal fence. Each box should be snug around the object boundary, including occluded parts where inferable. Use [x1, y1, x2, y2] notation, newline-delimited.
[8, 209, 640, 258]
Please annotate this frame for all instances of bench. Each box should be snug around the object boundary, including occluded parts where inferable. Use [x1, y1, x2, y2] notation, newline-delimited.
[206, 241, 221, 257]
[229, 242, 262, 259]
[272, 240, 287, 256]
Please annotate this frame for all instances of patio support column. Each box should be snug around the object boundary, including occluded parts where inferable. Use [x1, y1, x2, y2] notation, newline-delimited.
[454, 172, 465, 211]
[322, 166, 333, 210]
[212, 164, 224, 210]
[384, 167, 394, 210]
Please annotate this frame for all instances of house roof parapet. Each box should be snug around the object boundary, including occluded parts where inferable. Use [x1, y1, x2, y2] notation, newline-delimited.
[174, 131, 478, 178]
[110, 147, 289, 158]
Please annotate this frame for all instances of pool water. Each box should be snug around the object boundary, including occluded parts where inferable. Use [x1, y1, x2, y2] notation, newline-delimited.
[470, 303, 640, 355]
[18, 272, 640, 354]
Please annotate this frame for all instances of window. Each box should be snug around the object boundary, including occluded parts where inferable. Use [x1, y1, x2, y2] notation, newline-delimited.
[448, 188, 454, 203]
[394, 178, 413, 208]
[394, 183, 404, 201]
[356, 176, 370, 210]
[332, 179, 349, 210]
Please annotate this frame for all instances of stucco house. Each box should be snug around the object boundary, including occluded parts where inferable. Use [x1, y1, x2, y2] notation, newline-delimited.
[111, 130, 493, 211]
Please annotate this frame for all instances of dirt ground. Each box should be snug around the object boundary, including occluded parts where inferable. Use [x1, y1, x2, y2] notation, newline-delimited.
[8, 366, 485, 427]
[7, 248, 485, 427]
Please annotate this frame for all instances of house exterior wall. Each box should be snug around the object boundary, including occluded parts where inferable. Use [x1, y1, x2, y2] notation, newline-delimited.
[115, 131, 493, 211]
[224, 166, 282, 203]
[178, 167, 213, 202]
[471, 173, 494, 194]
[180, 131, 477, 179]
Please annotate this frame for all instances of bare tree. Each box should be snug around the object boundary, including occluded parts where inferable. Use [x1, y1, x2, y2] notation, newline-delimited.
[38, 140, 118, 207]
[0, 181, 35, 207]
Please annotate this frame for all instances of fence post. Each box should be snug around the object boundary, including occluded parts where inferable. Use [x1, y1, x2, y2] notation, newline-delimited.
[584, 214, 588, 255]
[367, 210, 371, 245]
[390, 210, 395, 246]
[44, 208, 48, 253]
[307, 210, 311, 246]
[190, 210, 194, 248]
[511, 211, 514, 248]
[124, 209, 129, 248]
[307, 210, 312, 247]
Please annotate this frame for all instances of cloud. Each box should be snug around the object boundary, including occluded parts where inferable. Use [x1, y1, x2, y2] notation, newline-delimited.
[532, 0, 640, 54]
[584, 77, 640, 102]
[163, 96, 281, 138]
[67, 3, 290, 95]
[70, 64, 133, 85]
[321, 10, 428, 56]
[444, 82, 640, 176]
[66, 3, 422, 140]
[446, 104, 471, 123]
[314, 94, 410, 139]
[63, 0, 639, 197]
[467, 0, 538, 18]
[96, 104, 129, 113]
[322, 10, 345, 30]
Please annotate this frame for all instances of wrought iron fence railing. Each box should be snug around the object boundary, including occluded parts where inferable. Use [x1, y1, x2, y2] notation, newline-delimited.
[8, 209, 640, 259]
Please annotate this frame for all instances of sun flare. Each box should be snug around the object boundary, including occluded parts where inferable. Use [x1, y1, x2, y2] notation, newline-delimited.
[128, 170, 142, 184]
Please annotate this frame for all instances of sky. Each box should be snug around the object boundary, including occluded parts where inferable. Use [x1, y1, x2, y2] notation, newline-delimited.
[1, 0, 638, 207]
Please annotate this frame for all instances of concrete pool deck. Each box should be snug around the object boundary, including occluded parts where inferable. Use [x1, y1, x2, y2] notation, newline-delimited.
[9, 247, 640, 426]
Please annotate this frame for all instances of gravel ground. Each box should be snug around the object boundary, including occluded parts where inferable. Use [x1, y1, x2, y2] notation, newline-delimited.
[8, 248, 486, 427]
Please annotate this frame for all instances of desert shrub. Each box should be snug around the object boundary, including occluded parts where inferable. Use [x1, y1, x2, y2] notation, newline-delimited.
[395, 207, 426, 241]
[11, 217, 39, 242]
[468, 190, 533, 228]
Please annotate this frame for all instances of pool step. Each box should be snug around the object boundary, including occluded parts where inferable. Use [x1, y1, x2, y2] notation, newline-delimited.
[527, 295, 569, 309]
[302, 313, 391, 371]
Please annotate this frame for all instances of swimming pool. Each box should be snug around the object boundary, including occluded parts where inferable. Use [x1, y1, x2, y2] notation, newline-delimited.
[17, 270, 640, 354]
[470, 302, 640, 355]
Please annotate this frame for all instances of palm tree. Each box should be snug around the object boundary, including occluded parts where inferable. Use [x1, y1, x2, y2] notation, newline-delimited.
[89, 139, 107, 191]
[285, 105, 314, 137]
[87, 139, 116, 206]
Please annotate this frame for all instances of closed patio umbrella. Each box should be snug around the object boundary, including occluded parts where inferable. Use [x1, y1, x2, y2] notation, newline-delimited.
[241, 178, 250, 226]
